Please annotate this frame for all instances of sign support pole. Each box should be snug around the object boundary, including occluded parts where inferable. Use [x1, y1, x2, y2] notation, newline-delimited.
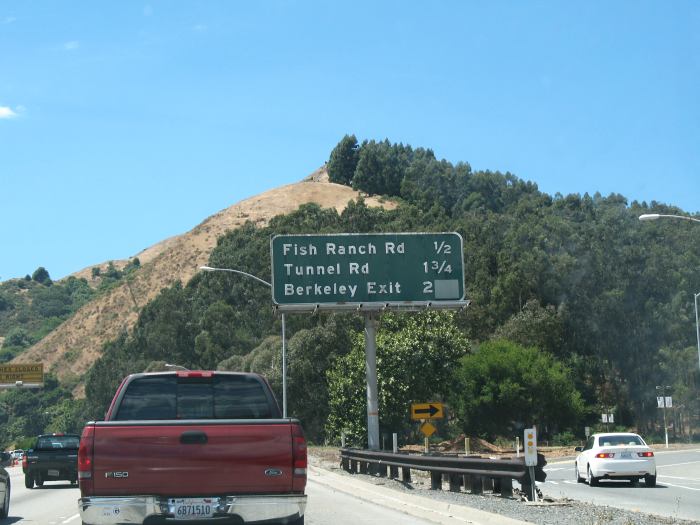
[365, 312, 380, 451]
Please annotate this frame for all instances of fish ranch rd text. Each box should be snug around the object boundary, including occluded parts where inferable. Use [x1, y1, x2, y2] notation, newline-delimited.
[284, 281, 401, 298]
[282, 241, 405, 256]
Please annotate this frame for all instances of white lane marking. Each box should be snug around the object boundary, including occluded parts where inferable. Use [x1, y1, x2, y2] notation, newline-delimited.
[543, 467, 567, 472]
[661, 481, 700, 492]
[659, 475, 700, 481]
[62, 514, 81, 524]
[562, 480, 577, 485]
[657, 460, 700, 468]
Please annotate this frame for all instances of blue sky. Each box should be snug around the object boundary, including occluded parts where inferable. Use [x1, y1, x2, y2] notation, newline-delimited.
[1, 1, 698, 280]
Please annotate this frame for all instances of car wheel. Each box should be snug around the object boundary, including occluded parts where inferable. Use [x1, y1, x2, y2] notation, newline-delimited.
[0, 480, 10, 519]
[575, 462, 584, 483]
[644, 473, 657, 487]
[24, 475, 33, 489]
[587, 465, 599, 486]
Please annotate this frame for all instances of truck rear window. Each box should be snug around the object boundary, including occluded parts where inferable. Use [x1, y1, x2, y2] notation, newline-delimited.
[35, 435, 80, 450]
[114, 375, 276, 420]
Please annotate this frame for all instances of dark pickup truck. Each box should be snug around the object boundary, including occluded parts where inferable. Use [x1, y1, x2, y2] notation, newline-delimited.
[23, 433, 80, 488]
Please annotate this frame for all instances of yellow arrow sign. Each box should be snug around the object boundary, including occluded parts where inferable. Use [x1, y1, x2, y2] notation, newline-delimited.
[410, 402, 444, 421]
[0, 363, 43, 384]
[420, 421, 437, 437]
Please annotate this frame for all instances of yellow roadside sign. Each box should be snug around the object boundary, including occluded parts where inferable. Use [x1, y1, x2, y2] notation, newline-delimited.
[410, 402, 444, 421]
[420, 421, 437, 437]
[0, 363, 44, 384]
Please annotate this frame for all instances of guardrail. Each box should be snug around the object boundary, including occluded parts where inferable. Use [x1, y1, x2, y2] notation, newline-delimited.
[340, 448, 544, 499]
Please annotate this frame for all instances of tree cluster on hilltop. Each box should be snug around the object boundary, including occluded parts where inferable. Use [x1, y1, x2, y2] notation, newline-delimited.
[1, 135, 698, 448]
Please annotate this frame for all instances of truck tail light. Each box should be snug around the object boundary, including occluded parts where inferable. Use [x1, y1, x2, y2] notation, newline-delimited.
[292, 424, 307, 475]
[595, 453, 615, 458]
[78, 425, 95, 495]
[638, 451, 654, 457]
[21, 454, 27, 470]
[291, 423, 307, 492]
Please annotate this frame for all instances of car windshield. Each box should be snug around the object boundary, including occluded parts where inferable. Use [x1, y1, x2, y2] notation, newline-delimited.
[598, 435, 644, 447]
[35, 435, 80, 450]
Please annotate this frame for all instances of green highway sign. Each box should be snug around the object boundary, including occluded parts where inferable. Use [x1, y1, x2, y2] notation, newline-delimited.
[271, 232, 465, 307]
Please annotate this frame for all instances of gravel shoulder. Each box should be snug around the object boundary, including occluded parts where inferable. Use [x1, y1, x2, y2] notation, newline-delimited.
[308, 447, 699, 525]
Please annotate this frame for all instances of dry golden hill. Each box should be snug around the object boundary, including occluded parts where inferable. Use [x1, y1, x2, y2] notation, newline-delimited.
[12, 168, 395, 391]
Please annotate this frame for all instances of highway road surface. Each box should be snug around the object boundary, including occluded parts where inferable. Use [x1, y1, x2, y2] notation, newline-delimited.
[541, 447, 700, 522]
[2, 450, 699, 524]
[0, 465, 438, 525]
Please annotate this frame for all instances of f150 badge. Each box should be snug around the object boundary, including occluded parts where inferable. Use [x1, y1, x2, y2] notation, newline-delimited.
[105, 471, 129, 478]
[264, 468, 283, 477]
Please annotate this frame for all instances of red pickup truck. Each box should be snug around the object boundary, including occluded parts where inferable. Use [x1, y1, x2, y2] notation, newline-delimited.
[77, 371, 307, 524]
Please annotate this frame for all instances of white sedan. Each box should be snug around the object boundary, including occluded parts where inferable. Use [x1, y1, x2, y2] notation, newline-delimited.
[575, 432, 656, 487]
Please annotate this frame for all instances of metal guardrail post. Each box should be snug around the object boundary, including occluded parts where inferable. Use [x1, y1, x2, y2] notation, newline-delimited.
[359, 461, 368, 474]
[430, 471, 442, 490]
[390, 465, 399, 479]
[483, 476, 494, 492]
[500, 478, 513, 498]
[462, 474, 471, 492]
[448, 474, 461, 492]
[401, 467, 412, 483]
[471, 475, 483, 494]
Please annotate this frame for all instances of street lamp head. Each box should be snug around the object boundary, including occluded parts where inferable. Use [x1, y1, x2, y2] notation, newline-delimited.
[639, 214, 660, 221]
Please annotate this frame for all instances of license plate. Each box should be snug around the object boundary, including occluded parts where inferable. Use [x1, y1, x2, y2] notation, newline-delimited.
[170, 498, 215, 520]
[48, 469, 60, 477]
[620, 452, 632, 459]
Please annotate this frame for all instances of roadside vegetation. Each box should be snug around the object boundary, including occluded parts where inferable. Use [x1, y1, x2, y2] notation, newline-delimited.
[1, 135, 698, 449]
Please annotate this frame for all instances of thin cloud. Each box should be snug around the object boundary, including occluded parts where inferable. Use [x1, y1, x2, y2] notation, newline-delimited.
[0, 107, 18, 119]
[1, 16, 16, 24]
[64, 41, 80, 51]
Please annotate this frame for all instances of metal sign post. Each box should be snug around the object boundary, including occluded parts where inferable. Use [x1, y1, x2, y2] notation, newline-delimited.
[364, 312, 380, 451]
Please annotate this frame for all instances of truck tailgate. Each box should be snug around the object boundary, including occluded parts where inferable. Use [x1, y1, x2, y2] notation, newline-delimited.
[91, 421, 294, 496]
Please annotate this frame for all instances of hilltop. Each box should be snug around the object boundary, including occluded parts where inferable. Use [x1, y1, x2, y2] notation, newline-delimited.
[11, 167, 395, 393]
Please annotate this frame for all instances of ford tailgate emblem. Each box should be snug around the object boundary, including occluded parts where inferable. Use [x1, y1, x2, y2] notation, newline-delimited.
[264, 468, 283, 477]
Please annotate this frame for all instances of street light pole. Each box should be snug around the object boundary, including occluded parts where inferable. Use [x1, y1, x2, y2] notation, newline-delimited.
[695, 292, 700, 374]
[199, 266, 287, 418]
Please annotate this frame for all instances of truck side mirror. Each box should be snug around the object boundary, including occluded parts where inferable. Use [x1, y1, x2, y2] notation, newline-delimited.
[574, 446, 583, 452]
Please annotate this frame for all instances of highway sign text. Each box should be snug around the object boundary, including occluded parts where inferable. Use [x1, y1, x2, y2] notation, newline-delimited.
[271, 233, 465, 307]
[0, 363, 44, 384]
